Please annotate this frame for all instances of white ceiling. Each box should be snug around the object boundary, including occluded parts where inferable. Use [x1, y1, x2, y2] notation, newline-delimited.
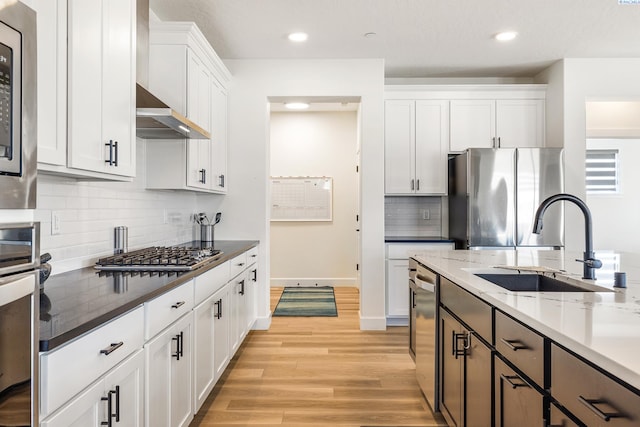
[149, 0, 640, 78]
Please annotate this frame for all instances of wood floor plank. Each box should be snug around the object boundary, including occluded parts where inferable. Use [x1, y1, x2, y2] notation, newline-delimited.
[190, 287, 446, 426]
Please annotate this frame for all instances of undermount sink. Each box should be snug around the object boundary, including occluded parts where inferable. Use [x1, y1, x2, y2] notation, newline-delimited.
[475, 273, 599, 292]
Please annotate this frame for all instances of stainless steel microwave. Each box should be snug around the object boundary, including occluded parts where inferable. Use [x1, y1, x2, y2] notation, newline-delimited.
[0, 2, 36, 209]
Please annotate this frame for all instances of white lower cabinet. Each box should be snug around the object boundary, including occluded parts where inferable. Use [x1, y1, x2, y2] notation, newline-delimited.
[145, 312, 193, 427]
[40, 245, 259, 427]
[385, 242, 454, 325]
[212, 284, 231, 382]
[229, 273, 247, 354]
[41, 349, 144, 427]
[193, 292, 219, 412]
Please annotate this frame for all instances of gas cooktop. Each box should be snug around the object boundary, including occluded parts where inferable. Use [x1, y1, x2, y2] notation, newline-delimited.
[95, 246, 223, 272]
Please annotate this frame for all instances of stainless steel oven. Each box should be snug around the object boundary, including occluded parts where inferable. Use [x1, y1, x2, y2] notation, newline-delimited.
[0, 2, 37, 209]
[0, 223, 39, 426]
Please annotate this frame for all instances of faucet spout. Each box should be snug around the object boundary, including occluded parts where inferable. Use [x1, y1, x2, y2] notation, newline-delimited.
[532, 193, 601, 280]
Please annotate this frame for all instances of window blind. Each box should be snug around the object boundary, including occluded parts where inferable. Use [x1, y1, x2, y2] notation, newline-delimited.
[585, 149, 619, 194]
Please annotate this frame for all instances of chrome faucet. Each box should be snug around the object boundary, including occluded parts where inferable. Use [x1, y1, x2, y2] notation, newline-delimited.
[532, 193, 602, 280]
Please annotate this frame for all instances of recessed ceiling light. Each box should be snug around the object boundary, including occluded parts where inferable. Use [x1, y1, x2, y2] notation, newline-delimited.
[284, 102, 310, 110]
[495, 31, 518, 42]
[288, 32, 308, 42]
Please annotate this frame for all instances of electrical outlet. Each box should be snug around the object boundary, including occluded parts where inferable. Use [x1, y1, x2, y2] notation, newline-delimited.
[163, 209, 168, 224]
[422, 209, 430, 220]
[51, 211, 61, 235]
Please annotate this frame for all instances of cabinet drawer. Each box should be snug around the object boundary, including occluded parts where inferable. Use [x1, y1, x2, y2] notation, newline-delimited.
[246, 246, 258, 266]
[387, 243, 453, 259]
[40, 306, 144, 417]
[145, 280, 194, 340]
[229, 252, 248, 279]
[440, 277, 492, 343]
[194, 261, 229, 305]
[495, 355, 545, 427]
[495, 310, 545, 387]
[551, 343, 640, 426]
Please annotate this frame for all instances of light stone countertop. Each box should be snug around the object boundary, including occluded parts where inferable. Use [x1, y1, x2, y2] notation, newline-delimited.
[412, 248, 640, 391]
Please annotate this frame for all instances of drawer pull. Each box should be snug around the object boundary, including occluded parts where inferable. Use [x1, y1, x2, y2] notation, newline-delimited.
[577, 395, 624, 422]
[113, 385, 120, 422]
[101, 394, 112, 427]
[500, 338, 529, 351]
[250, 254, 257, 258]
[100, 341, 124, 356]
[500, 373, 531, 389]
[172, 331, 184, 360]
[237, 262, 245, 267]
[453, 332, 467, 359]
[171, 301, 186, 309]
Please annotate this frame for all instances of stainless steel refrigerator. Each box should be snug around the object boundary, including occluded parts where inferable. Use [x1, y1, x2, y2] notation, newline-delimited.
[448, 148, 564, 249]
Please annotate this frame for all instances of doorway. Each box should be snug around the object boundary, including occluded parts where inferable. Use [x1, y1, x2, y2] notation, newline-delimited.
[267, 99, 362, 291]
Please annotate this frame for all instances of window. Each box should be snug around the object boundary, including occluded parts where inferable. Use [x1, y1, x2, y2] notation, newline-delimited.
[585, 149, 619, 194]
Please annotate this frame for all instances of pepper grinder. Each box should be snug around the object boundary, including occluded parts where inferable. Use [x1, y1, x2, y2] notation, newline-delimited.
[114, 226, 128, 254]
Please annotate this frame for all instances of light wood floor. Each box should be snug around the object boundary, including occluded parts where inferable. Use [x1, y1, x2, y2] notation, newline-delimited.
[190, 287, 446, 427]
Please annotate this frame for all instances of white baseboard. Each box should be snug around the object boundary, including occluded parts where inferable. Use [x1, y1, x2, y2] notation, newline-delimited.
[270, 278, 357, 287]
[386, 316, 409, 327]
[359, 312, 387, 330]
[252, 314, 272, 330]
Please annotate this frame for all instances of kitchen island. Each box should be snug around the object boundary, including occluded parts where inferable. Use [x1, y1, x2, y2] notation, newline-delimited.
[413, 248, 640, 426]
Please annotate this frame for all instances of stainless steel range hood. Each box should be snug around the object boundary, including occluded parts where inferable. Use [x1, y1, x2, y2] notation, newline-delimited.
[135, 0, 210, 140]
[136, 84, 211, 139]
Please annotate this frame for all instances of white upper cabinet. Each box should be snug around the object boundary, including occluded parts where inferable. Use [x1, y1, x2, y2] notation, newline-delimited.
[449, 100, 496, 150]
[209, 80, 228, 193]
[495, 99, 546, 148]
[66, 0, 136, 177]
[384, 99, 449, 195]
[29, 0, 136, 179]
[24, 0, 67, 167]
[450, 98, 545, 151]
[145, 21, 231, 193]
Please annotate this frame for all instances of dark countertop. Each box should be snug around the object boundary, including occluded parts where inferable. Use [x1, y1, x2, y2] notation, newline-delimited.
[385, 236, 454, 243]
[39, 240, 258, 352]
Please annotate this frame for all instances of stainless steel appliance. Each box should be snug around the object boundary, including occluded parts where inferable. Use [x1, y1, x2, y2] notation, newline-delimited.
[449, 148, 565, 249]
[0, 223, 40, 427]
[0, 2, 37, 209]
[95, 246, 223, 272]
[409, 257, 439, 413]
[134, 0, 210, 140]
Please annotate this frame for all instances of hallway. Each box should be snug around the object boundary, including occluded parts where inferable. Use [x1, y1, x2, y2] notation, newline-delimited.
[190, 287, 444, 426]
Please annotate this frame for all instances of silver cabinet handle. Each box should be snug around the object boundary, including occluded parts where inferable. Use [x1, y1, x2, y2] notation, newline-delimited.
[171, 301, 185, 309]
[100, 341, 124, 356]
[500, 337, 529, 351]
[577, 395, 624, 422]
[410, 179, 415, 191]
[416, 179, 420, 191]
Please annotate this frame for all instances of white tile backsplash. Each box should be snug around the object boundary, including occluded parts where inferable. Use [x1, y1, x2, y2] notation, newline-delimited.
[384, 196, 443, 237]
[35, 141, 222, 274]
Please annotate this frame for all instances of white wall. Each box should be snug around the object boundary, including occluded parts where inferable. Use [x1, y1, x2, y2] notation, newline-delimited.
[35, 140, 224, 273]
[536, 58, 640, 252]
[270, 111, 358, 287]
[219, 59, 386, 330]
[587, 139, 640, 254]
